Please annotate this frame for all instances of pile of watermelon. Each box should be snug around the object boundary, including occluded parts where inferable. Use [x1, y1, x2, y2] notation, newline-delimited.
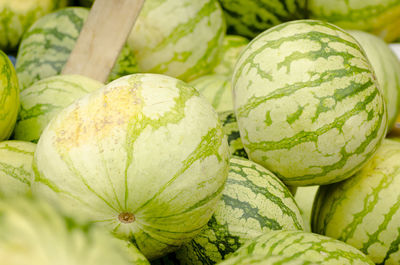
[2, 0, 400, 264]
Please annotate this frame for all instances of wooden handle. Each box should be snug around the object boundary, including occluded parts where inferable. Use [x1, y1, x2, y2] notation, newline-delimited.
[62, 0, 144, 83]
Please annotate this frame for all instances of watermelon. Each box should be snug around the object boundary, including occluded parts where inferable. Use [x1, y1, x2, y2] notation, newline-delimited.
[0, 0, 67, 51]
[0, 140, 36, 198]
[218, 111, 247, 158]
[0, 196, 149, 265]
[232, 19, 387, 186]
[13, 74, 103, 143]
[294, 185, 319, 232]
[218, 230, 374, 265]
[218, 0, 307, 39]
[212, 35, 249, 75]
[308, 0, 400, 42]
[32, 73, 230, 260]
[175, 156, 305, 265]
[312, 138, 400, 264]
[348, 30, 400, 133]
[0, 50, 19, 141]
[127, 0, 225, 82]
[190, 74, 233, 113]
[15, 7, 139, 90]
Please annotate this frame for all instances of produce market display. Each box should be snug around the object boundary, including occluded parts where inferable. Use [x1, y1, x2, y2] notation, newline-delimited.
[2, 0, 400, 264]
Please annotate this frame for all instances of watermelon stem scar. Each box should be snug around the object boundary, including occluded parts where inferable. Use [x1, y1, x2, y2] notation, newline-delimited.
[119, 212, 135, 223]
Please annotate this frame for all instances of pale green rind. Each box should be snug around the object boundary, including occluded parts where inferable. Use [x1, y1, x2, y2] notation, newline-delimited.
[32, 73, 230, 260]
[190, 74, 233, 112]
[176, 156, 305, 265]
[15, 7, 138, 90]
[218, 0, 307, 38]
[0, 196, 145, 265]
[348, 30, 400, 133]
[0, 0, 68, 51]
[308, 0, 400, 42]
[218, 110, 247, 158]
[218, 230, 374, 265]
[312, 138, 400, 264]
[0, 140, 35, 197]
[0, 50, 19, 140]
[233, 19, 387, 186]
[13, 74, 104, 143]
[212, 35, 249, 75]
[127, 0, 225, 82]
[294, 185, 319, 232]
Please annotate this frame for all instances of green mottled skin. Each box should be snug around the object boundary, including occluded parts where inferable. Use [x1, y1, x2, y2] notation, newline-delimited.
[175, 156, 304, 265]
[233, 20, 387, 186]
[348, 30, 400, 133]
[218, 0, 307, 38]
[0, 50, 19, 140]
[308, 0, 400, 42]
[0, 196, 147, 265]
[15, 7, 139, 90]
[190, 74, 233, 112]
[218, 111, 247, 158]
[0, 0, 67, 51]
[212, 35, 249, 75]
[218, 230, 374, 265]
[32, 74, 230, 260]
[128, 0, 225, 82]
[312, 139, 400, 264]
[0, 140, 36, 198]
[14, 74, 103, 143]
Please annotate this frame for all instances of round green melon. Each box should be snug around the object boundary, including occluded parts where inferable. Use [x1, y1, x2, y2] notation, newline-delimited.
[218, 0, 307, 39]
[127, 0, 225, 82]
[190, 74, 233, 112]
[32, 73, 230, 260]
[212, 35, 249, 75]
[175, 156, 305, 265]
[0, 0, 67, 51]
[0, 50, 19, 140]
[294, 185, 319, 232]
[308, 0, 400, 42]
[312, 138, 400, 264]
[15, 7, 139, 90]
[218, 110, 247, 158]
[233, 19, 387, 186]
[348, 30, 400, 133]
[0, 140, 36, 198]
[218, 230, 374, 265]
[0, 196, 149, 265]
[13, 74, 104, 143]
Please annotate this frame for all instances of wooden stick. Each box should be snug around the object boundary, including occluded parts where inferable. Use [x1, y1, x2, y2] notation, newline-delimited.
[62, 0, 144, 83]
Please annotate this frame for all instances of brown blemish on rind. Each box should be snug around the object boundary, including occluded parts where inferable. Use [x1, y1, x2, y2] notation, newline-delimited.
[118, 212, 135, 223]
[54, 85, 142, 151]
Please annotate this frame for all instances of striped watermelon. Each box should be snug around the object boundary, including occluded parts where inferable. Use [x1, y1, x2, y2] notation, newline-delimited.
[294, 185, 319, 232]
[127, 0, 225, 82]
[312, 138, 400, 264]
[0, 196, 149, 265]
[218, 230, 374, 265]
[0, 0, 67, 51]
[0, 50, 19, 141]
[212, 35, 249, 75]
[32, 73, 230, 260]
[233, 19, 387, 186]
[348, 30, 400, 133]
[190, 74, 233, 112]
[13, 74, 103, 143]
[308, 0, 400, 42]
[218, 111, 247, 158]
[175, 156, 305, 265]
[0, 140, 36, 197]
[218, 0, 307, 39]
[15, 7, 139, 90]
